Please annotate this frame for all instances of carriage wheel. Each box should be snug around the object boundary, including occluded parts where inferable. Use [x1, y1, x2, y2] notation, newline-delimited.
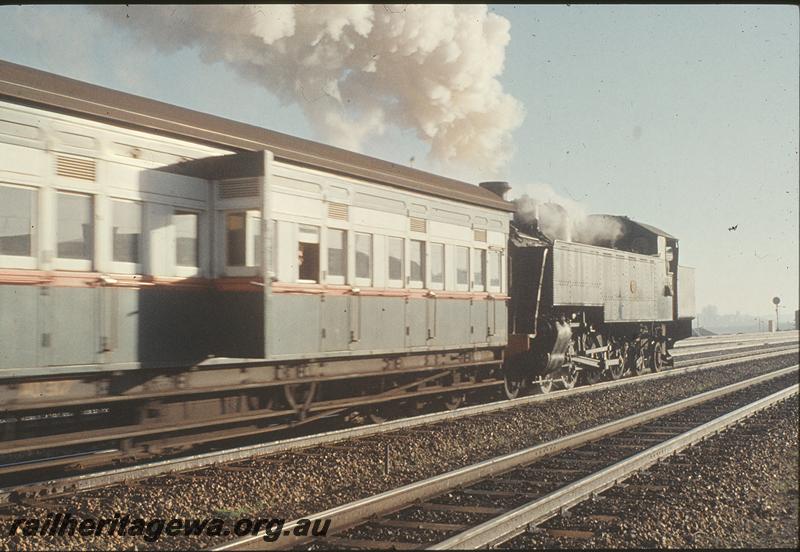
[368, 402, 406, 424]
[441, 371, 466, 410]
[443, 393, 465, 410]
[284, 382, 318, 421]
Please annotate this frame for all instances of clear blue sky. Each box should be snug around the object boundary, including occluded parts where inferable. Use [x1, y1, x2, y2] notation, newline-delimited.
[1, 4, 797, 321]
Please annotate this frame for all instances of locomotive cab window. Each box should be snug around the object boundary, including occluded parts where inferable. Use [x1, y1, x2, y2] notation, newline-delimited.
[0, 183, 37, 268]
[226, 210, 262, 271]
[297, 224, 319, 283]
[56, 191, 93, 270]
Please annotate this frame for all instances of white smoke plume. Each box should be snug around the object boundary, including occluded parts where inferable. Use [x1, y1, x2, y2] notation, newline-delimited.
[92, 4, 524, 172]
[513, 183, 625, 246]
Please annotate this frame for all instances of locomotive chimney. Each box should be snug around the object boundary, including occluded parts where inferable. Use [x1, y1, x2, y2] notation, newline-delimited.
[479, 181, 511, 200]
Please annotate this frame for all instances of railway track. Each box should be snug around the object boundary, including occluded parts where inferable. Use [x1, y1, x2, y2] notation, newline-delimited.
[2, 343, 796, 505]
[671, 344, 798, 366]
[671, 334, 799, 360]
[673, 331, 798, 350]
[500, 397, 798, 549]
[2, 336, 793, 483]
[216, 365, 798, 550]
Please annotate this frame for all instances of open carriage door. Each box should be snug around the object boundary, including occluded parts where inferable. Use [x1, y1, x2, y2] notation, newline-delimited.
[158, 150, 271, 359]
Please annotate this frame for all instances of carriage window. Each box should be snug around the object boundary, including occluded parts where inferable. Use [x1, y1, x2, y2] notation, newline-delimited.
[387, 236, 403, 287]
[298, 224, 320, 282]
[488, 250, 502, 290]
[227, 211, 261, 268]
[473, 248, 486, 291]
[251, 212, 263, 268]
[112, 200, 141, 264]
[175, 211, 199, 267]
[456, 246, 469, 289]
[409, 239, 424, 288]
[355, 232, 372, 282]
[327, 228, 346, 282]
[0, 184, 35, 257]
[226, 212, 246, 266]
[430, 242, 444, 289]
[57, 192, 93, 260]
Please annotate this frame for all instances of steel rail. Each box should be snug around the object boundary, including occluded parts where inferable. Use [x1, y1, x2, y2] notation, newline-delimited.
[672, 344, 797, 367]
[431, 382, 799, 549]
[2, 347, 795, 504]
[671, 338, 798, 357]
[674, 331, 798, 349]
[212, 364, 798, 551]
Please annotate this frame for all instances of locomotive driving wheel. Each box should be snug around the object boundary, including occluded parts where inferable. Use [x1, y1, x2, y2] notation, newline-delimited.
[607, 340, 625, 380]
[558, 361, 579, 390]
[503, 370, 525, 400]
[560, 363, 578, 389]
[632, 341, 648, 376]
[534, 373, 553, 394]
[559, 339, 579, 390]
[651, 341, 666, 372]
[583, 367, 603, 385]
[581, 334, 604, 385]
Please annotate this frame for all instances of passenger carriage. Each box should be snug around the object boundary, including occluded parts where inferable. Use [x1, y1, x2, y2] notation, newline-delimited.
[0, 60, 512, 451]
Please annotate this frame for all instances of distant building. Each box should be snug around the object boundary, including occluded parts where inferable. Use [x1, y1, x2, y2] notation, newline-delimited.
[795, 308, 799, 330]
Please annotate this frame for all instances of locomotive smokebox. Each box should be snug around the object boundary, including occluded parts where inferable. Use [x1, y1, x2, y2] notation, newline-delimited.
[480, 181, 511, 200]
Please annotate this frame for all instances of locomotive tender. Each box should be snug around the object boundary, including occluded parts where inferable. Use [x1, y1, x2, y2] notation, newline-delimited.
[0, 60, 693, 453]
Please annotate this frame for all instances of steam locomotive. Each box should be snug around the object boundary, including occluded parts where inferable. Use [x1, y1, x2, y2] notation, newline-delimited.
[502, 199, 695, 398]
